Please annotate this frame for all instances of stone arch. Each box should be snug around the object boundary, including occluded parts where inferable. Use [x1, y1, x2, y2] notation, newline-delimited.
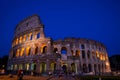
[71, 63, 76, 72]
[76, 50, 80, 57]
[19, 36, 23, 43]
[26, 46, 31, 56]
[50, 62, 56, 71]
[53, 48, 58, 53]
[20, 48, 24, 57]
[31, 63, 36, 71]
[42, 46, 47, 54]
[40, 62, 46, 73]
[25, 63, 30, 71]
[36, 32, 40, 39]
[81, 44, 85, 49]
[16, 49, 20, 57]
[61, 47, 67, 54]
[35, 46, 38, 55]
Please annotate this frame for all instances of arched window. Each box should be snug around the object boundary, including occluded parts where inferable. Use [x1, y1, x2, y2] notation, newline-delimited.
[31, 63, 36, 71]
[37, 32, 40, 39]
[13, 50, 16, 58]
[54, 48, 58, 53]
[81, 44, 85, 49]
[23, 35, 27, 42]
[51, 63, 56, 71]
[30, 34, 33, 40]
[82, 50, 85, 59]
[26, 47, 31, 56]
[96, 51, 99, 58]
[19, 36, 23, 43]
[16, 38, 18, 45]
[88, 64, 92, 72]
[71, 63, 76, 72]
[76, 50, 80, 57]
[61, 47, 67, 54]
[42, 46, 47, 54]
[40, 62, 46, 73]
[25, 63, 29, 71]
[35, 46, 38, 55]
[20, 48, 24, 57]
[16, 49, 20, 57]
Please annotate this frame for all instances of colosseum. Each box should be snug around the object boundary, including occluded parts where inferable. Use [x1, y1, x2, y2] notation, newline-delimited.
[7, 15, 111, 75]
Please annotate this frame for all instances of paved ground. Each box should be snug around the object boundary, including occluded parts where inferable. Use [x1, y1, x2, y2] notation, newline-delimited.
[0, 75, 75, 80]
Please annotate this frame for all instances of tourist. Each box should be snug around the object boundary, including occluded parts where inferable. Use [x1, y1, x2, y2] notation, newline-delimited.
[17, 70, 23, 80]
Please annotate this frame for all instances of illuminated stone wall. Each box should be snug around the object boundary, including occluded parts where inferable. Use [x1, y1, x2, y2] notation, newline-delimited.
[7, 15, 111, 75]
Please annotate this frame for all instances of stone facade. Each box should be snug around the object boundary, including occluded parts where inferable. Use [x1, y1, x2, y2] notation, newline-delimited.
[7, 15, 111, 75]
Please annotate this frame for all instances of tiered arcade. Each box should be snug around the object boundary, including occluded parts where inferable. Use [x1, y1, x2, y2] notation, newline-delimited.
[7, 15, 111, 75]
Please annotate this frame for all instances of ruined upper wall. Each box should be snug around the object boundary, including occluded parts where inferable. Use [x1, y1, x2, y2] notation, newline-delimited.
[53, 37, 106, 49]
[14, 15, 43, 38]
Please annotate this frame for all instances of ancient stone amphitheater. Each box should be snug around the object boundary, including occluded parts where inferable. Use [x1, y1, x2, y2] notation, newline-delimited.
[7, 15, 111, 75]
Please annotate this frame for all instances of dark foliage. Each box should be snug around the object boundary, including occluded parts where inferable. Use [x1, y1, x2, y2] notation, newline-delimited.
[0, 55, 8, 69]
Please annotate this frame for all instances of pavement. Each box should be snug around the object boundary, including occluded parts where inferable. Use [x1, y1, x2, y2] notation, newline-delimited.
[0, 74, 75, 80]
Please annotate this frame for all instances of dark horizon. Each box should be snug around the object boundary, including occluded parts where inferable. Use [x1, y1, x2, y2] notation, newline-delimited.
[0, 0, 120, 57]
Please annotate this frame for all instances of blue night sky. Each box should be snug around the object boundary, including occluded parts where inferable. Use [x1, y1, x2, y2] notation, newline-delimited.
[0, 0, 120, 57]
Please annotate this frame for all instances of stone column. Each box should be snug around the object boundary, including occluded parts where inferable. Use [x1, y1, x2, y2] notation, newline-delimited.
[40, 26, 45, 38]
[91, 64, 94, 73]
[46, 59, 50, 73]
[36, 62, 40, 73]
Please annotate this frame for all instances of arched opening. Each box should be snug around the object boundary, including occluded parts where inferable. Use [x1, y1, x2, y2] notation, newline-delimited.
[31, 63, 36, 71]
[88, 64, 92, 72]
[19, 64, 23, 70]
[16, 49, 20, 57]
[20, 48, 24, 57]
[81, 44, 85, 49]
[25, 63, 29, 71]
[50, 63, 56, 71]
[14, 64, 18, 70]
[13, 50, 16, 58]
[96, 51, 99, 58]
[40, 62, 46, 73]
[35, 46, 38, 55]
[71, 63, 76, 72]
[76, 50, 80, 57]
[42, 46, 47, 54]
[37, 32, 40, 39]
[54, 48, 58, 53]
[26, 47, 31, 56]
[23, 35, 26, 42]
[30, 33, 33, 40]
[82, 50, 85, 59]
[16, 38, 18, 45]
[61, 47, 67, 54]
[19, 36, 23, 43]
